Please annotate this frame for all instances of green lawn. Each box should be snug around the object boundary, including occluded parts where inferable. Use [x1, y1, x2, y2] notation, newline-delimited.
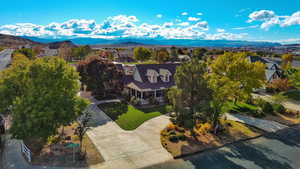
[283, 89, 300, 101]
[98, 103, 171, 130]
[224, 102, 260, 117]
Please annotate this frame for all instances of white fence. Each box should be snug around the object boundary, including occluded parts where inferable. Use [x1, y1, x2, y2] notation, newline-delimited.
[21, 142, 32, 162]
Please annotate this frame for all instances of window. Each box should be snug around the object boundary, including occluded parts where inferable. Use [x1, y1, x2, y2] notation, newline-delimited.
[161, 74, 170, 82]
[159, 69, 171, 82]
[147, 69, 158, 83]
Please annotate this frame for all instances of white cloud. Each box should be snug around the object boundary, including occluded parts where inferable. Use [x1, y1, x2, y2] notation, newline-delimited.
[188, 17, 200, 21]
[248, 10, 276, 23]
[162, 22, 174, 28]
[247, 10, 300, 30]
[0, 15, 245, 41]
[232, 25, 259, 30]
[216, 28, 225, 33]
[196, 12, 203, 16]
[178, 22, 190, 26]
[206, 32, 247, 40]
[156, 14, 163, 18]
[193, 21, 209, 30]
[181, 12, 188, 16]
[281, 11, 300, 27]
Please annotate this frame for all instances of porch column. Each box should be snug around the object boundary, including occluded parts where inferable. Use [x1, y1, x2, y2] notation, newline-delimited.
[154, 90, 157, 98]
[135, 89, 137, 97]
[141, 91, 143, 99]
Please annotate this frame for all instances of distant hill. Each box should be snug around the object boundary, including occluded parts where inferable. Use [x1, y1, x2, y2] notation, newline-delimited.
[0, 34, 282, 48]
[23, 37, 282, 47]
[48, 40, 77, 49]
[0, 34, 77, 49]
[0, 34, 42, 47]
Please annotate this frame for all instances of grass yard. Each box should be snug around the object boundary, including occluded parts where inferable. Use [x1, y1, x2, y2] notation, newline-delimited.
[99, 102, 171, 130]
[224, 101, 261, 117]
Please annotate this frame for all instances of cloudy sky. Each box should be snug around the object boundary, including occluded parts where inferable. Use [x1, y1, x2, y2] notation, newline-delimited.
[1, 0, 300, 43]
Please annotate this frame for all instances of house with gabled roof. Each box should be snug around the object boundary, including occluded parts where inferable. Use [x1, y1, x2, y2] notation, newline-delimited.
[122, 64, 179, 105]
[248, 56, 282, 82]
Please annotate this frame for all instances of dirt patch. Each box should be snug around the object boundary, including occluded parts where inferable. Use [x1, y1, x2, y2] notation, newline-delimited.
[26, 123, 104, 168]
[161, 120, 264, 157]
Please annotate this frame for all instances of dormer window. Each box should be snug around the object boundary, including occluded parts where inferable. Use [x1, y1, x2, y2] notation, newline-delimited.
[147, 69, 158, 83]
[159, 69, 171, 82]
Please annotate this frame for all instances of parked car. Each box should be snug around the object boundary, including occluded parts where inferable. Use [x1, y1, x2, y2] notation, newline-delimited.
[0, 115, 5, 134]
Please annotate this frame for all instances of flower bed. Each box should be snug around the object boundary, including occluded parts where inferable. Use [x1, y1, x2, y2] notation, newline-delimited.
[161, 120, 264, 157]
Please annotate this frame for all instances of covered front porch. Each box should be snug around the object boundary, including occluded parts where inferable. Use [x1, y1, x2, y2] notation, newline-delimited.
[126, 83, 167, 105]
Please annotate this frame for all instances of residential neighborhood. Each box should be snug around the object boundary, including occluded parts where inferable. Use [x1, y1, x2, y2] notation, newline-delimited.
[1, 1, 300, 169]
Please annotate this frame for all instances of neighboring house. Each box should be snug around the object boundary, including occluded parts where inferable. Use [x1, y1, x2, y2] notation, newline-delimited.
[38, 47, 59, 57]
[248, 56, 282, 82]
[122, 64, 179, 105]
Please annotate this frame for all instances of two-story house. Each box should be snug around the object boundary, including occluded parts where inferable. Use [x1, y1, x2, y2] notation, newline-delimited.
[122, 64, 179, 105]
[248, 56, 282, 82]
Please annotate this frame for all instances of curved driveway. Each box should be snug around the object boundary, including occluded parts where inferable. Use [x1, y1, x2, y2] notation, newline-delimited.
[86, 104, 172, 169]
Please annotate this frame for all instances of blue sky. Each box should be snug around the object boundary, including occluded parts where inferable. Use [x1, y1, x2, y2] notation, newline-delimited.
[1, 0, 300, 43]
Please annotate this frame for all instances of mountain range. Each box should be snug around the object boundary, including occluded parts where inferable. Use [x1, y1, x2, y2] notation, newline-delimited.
[0, 33, 284, 48]
[21, 36, 282, 48]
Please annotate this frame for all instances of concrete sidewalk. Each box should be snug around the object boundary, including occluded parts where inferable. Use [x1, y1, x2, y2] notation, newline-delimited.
[252, 93, 300, 112]
[225, 113, 288, 132]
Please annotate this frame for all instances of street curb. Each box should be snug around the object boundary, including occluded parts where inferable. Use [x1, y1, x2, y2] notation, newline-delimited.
[174, 124, 300, 159]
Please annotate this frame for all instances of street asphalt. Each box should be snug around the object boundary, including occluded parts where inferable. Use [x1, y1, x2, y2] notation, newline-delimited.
[0, 49, 14, 71]
[145, 125, 300, 169]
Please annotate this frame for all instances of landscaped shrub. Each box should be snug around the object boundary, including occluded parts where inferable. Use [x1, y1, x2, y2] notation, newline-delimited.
[166, 123, 176, 131]
[197, 123, 212, 134]
[261, 102, 274, 115]
[129, 96, 139, 106]
[268, 78, 292, 92]
[177, 133, 186, 141]
[169, 135, 179, 143]
[273, 104, 286, 114]
[253, 109, 265, 118]
[47, 135, 60, 145]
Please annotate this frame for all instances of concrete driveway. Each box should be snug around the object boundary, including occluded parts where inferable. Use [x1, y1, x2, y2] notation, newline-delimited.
[86, 104, 173, 169]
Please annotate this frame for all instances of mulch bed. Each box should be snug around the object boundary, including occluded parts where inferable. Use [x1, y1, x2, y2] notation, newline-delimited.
[25, 123, 104, 167]
[161, 120, 265, 157]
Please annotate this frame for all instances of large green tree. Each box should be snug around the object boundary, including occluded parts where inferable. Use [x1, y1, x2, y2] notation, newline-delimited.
[208, 52, 266, 104]
[72, 45, 92, 60]
[77, 56, 123, 97]
[289, 66, 300, 88]
[0, 57, 89, 140]
[153, 48, 170, 63]
[169, 59, 212, 129]
[281, 53, 294, 70]
[192, 48, 207, 60]
[133, 47, 152, 61]
[13, 48, 36, 60]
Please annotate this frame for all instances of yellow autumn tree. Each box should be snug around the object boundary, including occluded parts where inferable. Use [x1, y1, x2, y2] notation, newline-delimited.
[281, 53, 294, 70]
[208, 52, 266, 104]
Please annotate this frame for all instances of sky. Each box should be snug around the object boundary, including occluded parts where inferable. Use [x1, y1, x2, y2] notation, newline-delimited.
[0, 0, 300, 43]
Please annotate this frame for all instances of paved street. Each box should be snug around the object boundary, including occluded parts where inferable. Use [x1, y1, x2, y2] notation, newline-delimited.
[146, 125, 300, 169]
[0, 49, 14, 71]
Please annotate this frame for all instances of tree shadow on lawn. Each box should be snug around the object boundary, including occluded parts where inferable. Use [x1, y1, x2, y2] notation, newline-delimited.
[98, 102, 128, 121]
[136, 105, 170, 115]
